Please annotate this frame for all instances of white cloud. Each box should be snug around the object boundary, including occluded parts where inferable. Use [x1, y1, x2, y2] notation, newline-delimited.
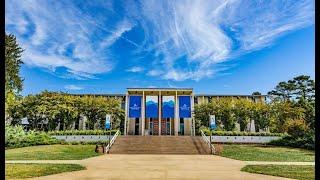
[5, 0, 132, 80]
[5, 0, 314, 82]
[126, 66, 144, 73]
[64, 85, 83, 90]
[131, 0, 314, 81]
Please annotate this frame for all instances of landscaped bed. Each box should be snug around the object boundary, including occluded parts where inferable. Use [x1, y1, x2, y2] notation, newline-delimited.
[5, 145, 103, 160]
[218, 144, 314, 162]
[5, 163, 86, 179]
[241, 165, 314, 180]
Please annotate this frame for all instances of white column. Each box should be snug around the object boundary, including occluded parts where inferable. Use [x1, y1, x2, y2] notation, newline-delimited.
[158, 91, 161, 136]
[124, 93, 128, 135]
[141, 91, 145, 136]
[175, 91, 179, 136]
[191, 93, 195, 136]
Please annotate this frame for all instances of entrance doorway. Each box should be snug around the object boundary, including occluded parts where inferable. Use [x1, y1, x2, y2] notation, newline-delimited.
[161, 118, 172, 135]
[135, 118, 139, 135]
[179, 118, 184, 135]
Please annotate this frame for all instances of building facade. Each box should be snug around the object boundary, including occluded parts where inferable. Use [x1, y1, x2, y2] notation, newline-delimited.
[71, 88, 266, 135]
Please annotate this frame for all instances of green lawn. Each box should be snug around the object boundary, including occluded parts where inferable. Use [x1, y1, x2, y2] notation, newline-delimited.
[6, 163, 86, 179]
[241, 165, 314, 180]
[219, 144, 314, 162]
[5, 145, 103, 160]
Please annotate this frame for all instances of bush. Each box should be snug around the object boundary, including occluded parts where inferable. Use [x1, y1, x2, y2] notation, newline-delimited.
[268, 133, 314, 150]
[5, 123, 60, 149]
[284, 119, 308, 138]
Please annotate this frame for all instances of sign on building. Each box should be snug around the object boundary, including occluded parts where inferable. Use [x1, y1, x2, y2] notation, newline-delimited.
[146, 96, 158, 118]
[179, 96, 191, 118]
[105, 114, 111, 130]
[209, 115, 216, 130]
[129, 96, 142, 118]
[162, 96, 175, 118]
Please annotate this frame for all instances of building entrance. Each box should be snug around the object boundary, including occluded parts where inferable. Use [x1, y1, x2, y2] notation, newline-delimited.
[147, 118, 159, 135]
[161, 118, 172, 135]
[135, 118, 139, 135]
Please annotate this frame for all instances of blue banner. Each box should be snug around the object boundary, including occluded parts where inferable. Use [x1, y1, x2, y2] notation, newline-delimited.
[105, 114, 111, 129]
[179, 96, 191, 118]
[146, 96, 158, 118]
[162, 96, 174, 118]
[129, 96, 142, 118]
[210, 115, 216, 130]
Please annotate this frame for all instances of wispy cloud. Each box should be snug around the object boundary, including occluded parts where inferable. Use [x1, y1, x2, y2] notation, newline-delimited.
[64, 85, 83, 90]
[5, 0, 129, 79]
[126, 66, 144, 73]
[5, 0, 314, 82]
[131, 0, 314, 81]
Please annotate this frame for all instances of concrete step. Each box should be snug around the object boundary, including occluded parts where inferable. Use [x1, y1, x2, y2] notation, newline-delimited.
[109, 136, 211, 155]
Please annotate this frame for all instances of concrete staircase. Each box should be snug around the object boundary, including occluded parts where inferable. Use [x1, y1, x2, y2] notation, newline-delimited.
[109, 136, 211, 155]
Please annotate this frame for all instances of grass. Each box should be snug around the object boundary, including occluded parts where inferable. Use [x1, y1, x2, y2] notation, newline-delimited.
[241, 165, 314, 180]
[5, 145, 103, 160]
[218, 144, 314, 162]
[5, 163, 86, 179]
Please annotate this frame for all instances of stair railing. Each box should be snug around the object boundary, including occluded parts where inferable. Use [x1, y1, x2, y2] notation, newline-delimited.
[200, 130, 216, 155]
[105, 130, 120, 154]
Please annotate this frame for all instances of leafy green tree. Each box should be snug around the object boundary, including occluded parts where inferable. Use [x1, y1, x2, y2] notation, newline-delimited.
[194, 103, 214, 133]
[234, 98, 254, 131]
[252, 102, 270, 131]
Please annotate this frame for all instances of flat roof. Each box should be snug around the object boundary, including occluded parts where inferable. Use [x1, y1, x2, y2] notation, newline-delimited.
[127, 87, 193, 90]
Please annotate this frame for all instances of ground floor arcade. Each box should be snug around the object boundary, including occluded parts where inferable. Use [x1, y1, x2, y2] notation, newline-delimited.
[124, 88, 195, 136]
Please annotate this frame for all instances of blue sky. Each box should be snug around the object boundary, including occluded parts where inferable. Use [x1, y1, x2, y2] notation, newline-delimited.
[5, 0, 315, 95]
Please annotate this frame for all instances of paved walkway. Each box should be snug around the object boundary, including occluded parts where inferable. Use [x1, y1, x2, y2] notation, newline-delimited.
[7, 155, 297, 180]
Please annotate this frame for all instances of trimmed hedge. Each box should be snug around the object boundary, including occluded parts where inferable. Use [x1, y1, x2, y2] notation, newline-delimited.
[59, 140, 108, 145]
[200, 128, 284, 137]
[48, 129, 119, 136]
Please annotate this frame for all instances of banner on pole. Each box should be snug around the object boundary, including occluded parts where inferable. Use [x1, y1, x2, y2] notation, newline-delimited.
[209, 115, 216, 130]
[129, 96, 142, 118]
[146, 96, 158, 118]
[105, 114, 111, 129]
[179, 96, 191, 118]
[162, 96, 174, 118]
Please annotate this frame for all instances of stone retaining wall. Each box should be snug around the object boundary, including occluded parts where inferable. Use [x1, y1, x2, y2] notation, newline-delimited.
[52, 135, 112, 142]
[207, 136, 281, 143]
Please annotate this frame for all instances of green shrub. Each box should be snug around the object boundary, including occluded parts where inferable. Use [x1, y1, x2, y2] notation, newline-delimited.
[284, 119, 308, 138]
[268, 133, 314, 150]
[5, 123, 60, 149]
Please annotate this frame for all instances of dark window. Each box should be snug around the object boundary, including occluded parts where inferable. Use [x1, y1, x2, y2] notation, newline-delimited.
[194, 97, 198, 104]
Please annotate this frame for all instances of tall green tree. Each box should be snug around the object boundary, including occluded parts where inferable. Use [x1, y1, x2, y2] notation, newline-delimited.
[5, 34, 24, 117]
[5, 34, 24, 94]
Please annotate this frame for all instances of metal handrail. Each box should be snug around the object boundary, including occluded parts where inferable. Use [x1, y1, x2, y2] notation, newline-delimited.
[105, 130, 120, 153]
[200, 130, 216, 155]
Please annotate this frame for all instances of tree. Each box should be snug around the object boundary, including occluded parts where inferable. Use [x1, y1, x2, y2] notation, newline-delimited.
[5, 34, 24, 94]
[252, 91, 261, 96]
[292, 75, 315, 102]
[267, 81, 295, 101]
[5, 34, 24, 119]
[234, 98, 254, 131]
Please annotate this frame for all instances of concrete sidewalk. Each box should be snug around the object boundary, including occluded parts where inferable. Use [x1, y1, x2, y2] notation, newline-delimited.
[6, 155, 296, 180]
